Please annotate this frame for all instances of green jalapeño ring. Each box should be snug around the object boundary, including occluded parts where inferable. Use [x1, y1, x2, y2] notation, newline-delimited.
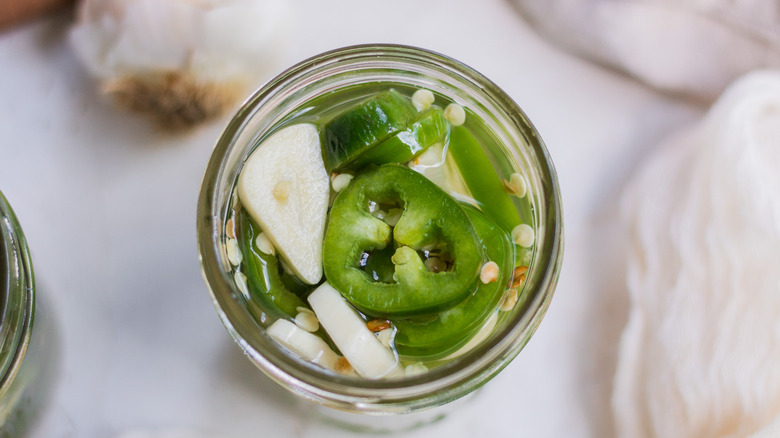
[198, 45, 563, 414]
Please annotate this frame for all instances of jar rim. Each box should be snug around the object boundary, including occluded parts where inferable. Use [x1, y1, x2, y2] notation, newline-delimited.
[197, 44, 564, 412]
[0, 191, 35, 398]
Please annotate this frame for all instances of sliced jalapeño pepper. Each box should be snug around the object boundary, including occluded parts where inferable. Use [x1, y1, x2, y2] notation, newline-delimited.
[448, 125, 522, 232]
[238, 210, 305, 319]
[346, 107, 448, 170]
[322, 164, 483, 318]
[393, 205, 513, 357]
[322, 89, 417, 171]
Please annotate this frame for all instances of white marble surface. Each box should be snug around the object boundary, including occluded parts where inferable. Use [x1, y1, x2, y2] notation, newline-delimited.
[0, 1, 704, 437]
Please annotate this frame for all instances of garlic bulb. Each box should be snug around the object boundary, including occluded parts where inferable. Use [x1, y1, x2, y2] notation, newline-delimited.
[70, 0, 292, 128]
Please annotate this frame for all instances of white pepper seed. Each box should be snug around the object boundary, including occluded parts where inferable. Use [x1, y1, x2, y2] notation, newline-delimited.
[225, 217, 236, 239]
[512, 224, 535, 248]
[444, 103, 466, 126]
[335, 356, 354, 374]
[256, 232, 275, 255]
[412, 89, 435, 111]
[331, 173, 353, 192]
[425, 256, 447, 273]
[500, 288, 518, 312]
[234, 271, 249, 297]
[503, 172, 527, 198]
[226, 238, 243, 266]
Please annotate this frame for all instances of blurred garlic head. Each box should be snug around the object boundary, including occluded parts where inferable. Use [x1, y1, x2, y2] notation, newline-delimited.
[70, 0, 292, 129]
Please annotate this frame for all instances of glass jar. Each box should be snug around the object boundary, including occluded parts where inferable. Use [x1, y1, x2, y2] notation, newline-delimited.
[197, 45, 563, 417]
[0, 191, 56, 437]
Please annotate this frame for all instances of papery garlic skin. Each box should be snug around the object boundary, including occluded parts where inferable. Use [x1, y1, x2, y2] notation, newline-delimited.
[70, 0, 292, 128]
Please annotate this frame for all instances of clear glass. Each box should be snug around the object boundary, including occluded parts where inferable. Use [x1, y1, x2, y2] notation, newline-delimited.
[0, 191, 56, 436]
[197, 45, 564, 415]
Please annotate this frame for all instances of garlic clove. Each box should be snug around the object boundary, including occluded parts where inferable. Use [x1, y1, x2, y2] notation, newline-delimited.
[238, 123, 330, 285]
[267, 319, 340, 371]
[308, 282, 401, 379]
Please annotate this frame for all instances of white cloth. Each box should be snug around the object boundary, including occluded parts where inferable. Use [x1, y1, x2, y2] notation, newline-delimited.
[614, 70, 780, 437]
[512, 0, 780, 102]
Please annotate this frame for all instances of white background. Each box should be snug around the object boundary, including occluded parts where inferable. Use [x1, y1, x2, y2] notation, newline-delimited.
[0, 1, 703, 437]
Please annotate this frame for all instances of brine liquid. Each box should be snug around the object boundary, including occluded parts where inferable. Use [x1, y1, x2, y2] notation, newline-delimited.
[227, 83, 536, 376]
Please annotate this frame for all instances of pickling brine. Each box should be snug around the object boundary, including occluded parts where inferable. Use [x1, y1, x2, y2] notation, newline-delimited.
[225, 84, 536, 379]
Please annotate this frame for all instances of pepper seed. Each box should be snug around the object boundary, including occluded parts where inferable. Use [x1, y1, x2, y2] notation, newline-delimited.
[509, 265, 529, 288]
[226, 238, 243, 266]
[256, 232, 275, 255]
[412, 89, 435, 111]
[503, 172, 527, 198]
[444, 103, 466, 126]
[225, 217, 236, 239]
[499, 288, 518, 312]
[512, 224, 535, 248]
[424, 256, 447, 273]
[480, 261, 500, 284]
[331, 173, 353, 192]
[367, 319, 391, 332]
[233, 271, 249, 297]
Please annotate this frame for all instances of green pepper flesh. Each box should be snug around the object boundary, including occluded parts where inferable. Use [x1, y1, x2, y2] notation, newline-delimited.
[393, 205, 513, 357]
[448, 125, 522, 232]
[346, 107, 448, 170]
[322, 89, 417, 171]
[238, 210, 306, 319]
[323, 164, 483, 318]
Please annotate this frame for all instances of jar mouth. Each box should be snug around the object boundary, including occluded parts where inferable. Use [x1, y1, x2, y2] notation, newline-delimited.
[0, 191, 35, 398]
[197, 44, 563, 412]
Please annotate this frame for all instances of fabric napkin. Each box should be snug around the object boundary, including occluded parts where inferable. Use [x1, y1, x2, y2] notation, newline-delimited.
[614, 71, 780, 437]
[511, 0, 780, 102]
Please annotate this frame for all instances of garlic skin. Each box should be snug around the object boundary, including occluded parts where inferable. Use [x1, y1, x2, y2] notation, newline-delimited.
[70, 0, 292, 128]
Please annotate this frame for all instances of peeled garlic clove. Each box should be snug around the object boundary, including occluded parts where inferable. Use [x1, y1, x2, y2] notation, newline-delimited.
[267, 319, 340, 371]
[238, 124, 330, 285]
[308, 282, 401, 379]
[69, 0, 293, 129]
